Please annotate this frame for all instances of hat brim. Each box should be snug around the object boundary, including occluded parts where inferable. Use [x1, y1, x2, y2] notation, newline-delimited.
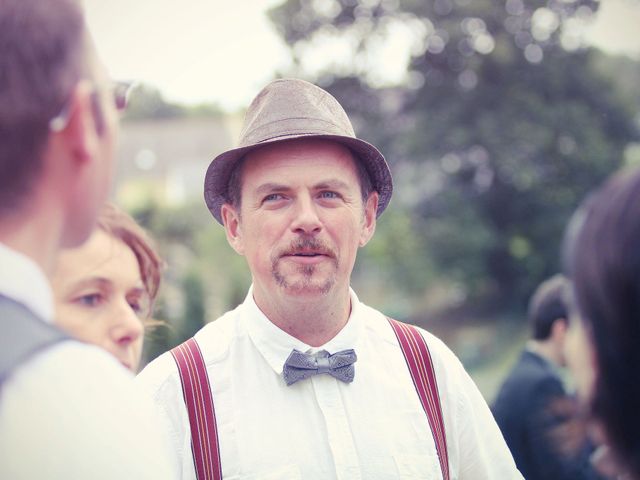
[204, 134, 393, 225]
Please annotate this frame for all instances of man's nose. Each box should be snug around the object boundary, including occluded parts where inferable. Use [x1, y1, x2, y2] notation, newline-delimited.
[290, 196, 322, 235]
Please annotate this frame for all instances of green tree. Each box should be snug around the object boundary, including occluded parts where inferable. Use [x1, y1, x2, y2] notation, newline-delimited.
[123, 84, 185, 120]
[180, 269, 207, 339]
[123, 83, 225, 120]
[269, 0, 638, 316]
[132, 200, 251, 364]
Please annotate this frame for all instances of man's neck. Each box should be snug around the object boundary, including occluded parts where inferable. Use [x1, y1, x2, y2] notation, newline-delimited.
[527, 340, 563, 368]
[0, 200, 64, 277]
[253, 285, 352, 347]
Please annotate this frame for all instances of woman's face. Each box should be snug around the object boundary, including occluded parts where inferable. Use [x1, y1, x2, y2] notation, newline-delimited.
[51, 229, 148, 371]
[564, 310, 597, 403]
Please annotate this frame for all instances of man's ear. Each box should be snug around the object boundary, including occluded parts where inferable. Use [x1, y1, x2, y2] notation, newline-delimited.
[552, 317, 569, 341]
[221, 203, 245, 255]
[53, 80, 100, 166]
[359, 191, 378, 247]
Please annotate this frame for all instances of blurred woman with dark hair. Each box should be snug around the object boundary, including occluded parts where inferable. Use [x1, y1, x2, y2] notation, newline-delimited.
[563, 166, 640, 479]
[51, 203, 163, 372]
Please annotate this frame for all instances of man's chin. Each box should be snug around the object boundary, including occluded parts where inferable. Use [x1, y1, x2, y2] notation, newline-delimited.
[273, 274, 335, 296]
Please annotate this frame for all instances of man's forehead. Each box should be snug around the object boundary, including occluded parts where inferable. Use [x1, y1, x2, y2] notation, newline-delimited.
[243, 138, 357, 170]
[253, 177, 354, 194]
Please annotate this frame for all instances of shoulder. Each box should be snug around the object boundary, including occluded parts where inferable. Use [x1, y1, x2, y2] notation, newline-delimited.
[366, 310, 491, 416]
[7, 341, 158, 415]
[358, 303, 402, 346]
[0, 342, 173, 479]
[195, 307, 239, 363]
[10, 339, 132, 390]
[137, 307, 239, 396]
[406, 324, 473, 393]
[358, 302, 466, 382]
[511, 352, 561, 389]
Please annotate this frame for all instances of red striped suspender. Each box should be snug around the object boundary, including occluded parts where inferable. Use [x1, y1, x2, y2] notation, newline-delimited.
[171, 338, 222, 480]
[389, 318, 450, 480]
[172, 321, 449, 480]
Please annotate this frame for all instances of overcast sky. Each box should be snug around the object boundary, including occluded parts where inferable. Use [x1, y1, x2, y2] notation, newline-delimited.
[84, 0, 640, 110]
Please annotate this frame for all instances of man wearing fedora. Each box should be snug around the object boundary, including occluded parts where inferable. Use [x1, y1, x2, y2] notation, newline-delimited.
[138, 78, 522, 479]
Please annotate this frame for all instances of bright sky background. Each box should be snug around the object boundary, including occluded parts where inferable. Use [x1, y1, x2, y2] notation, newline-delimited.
[84, 0, 640, 111]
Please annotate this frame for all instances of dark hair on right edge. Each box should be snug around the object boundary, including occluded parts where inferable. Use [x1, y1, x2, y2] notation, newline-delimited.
[0, 0, 86, 214]
[528, 274, 569, 341]
[564, 166, 640, 479]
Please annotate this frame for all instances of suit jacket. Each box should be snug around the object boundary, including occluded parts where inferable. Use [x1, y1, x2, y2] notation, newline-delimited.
[492, 350, 599, 480]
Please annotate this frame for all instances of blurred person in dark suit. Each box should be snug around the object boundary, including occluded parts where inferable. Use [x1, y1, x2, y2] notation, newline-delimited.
[493, 274, 602, 480]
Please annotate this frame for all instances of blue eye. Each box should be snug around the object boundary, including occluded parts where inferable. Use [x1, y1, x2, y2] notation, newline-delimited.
[263, 193, 285, 202]
[319, 191, 339, 199]
[77, 293, 102, 307]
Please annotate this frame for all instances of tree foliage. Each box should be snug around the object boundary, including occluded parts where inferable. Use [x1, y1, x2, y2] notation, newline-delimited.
[123, 84, 225, 120]
[268, 0, 639, 317]
[131, 200, 250, 366]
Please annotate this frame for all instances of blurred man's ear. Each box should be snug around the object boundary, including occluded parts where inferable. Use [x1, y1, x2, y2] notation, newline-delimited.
[551, 317, 569, 343]
[221, 203, 245, 255]
[359, 191, 378, 247]
[42, 79, 113, 250]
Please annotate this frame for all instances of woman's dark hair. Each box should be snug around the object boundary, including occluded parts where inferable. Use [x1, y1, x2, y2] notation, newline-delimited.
[564, 166, 640, 478]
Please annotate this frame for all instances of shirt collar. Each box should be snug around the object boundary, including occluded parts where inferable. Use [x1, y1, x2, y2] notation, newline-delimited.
[0, 241, 54, 322]
[243, 285, 365, 375]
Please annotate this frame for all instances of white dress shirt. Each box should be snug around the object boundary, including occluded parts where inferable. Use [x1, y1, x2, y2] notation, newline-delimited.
[0, 242, 174, 480]
[137, 287, 523, 480]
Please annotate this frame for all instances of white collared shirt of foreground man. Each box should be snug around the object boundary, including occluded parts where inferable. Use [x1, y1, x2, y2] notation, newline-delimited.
[0, 244, 174, 480]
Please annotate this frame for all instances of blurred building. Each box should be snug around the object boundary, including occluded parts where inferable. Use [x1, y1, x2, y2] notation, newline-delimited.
[114, 114, 242, 208]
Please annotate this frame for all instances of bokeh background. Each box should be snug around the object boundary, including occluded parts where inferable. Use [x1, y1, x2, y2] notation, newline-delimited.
[84, 0, 640, 401]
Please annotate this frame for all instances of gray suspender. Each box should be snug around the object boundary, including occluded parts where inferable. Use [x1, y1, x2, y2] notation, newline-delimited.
[0, 295, 69, 387]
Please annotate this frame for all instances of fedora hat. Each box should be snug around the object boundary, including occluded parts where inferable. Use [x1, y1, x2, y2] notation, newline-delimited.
[203, 78, 393, 224]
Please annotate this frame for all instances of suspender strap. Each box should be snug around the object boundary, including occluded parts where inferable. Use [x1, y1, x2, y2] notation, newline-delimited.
[171, 338, 222, 480]
[171, 323, 448, 480]
[388, 318, 450, 480]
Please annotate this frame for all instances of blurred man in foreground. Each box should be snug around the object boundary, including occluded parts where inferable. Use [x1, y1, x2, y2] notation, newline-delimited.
[0, 1, 172, 478]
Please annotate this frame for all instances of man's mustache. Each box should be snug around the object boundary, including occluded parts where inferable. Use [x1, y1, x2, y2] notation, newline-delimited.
[275, 238, 336, 259]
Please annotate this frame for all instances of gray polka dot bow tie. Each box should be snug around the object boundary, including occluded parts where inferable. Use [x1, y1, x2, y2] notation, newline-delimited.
[282, 348, 357, 386]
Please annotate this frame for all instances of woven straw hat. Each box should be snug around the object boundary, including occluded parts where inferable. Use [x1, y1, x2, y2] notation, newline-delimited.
[204, 78, 393, 224]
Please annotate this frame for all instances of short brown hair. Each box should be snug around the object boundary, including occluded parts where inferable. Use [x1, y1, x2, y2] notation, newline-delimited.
[96, 203, 164, 317]
[528, 274, 570, 340]
[0, 0, 88, 214]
